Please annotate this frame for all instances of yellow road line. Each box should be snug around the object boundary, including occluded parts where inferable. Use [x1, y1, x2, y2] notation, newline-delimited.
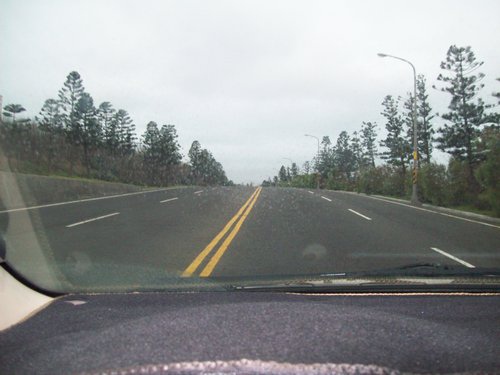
[200, 187, 262, 277]
[181, 187, 260, 277]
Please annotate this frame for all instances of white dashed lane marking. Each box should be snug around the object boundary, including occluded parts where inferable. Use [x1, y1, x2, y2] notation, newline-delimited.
[66, 212, 120, 228]
[348, 209, 372, 221]
[431, 247, 475, 268]
[160, 197, 178, 203]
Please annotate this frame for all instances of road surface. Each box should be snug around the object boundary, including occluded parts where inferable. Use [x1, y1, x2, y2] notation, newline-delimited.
[1, 186, 499, 290]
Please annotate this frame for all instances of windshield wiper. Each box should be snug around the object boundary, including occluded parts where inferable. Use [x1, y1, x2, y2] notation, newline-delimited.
[351, 263, 500, 277]
[223, 264, 500, 293]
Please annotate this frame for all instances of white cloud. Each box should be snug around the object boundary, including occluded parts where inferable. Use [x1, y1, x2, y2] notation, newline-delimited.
[1, 0, 499, 183]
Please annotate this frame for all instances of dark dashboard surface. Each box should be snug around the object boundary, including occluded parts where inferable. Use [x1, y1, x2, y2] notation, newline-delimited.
[0, 292, 499, 374]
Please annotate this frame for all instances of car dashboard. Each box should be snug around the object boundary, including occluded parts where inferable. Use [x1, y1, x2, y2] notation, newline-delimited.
[0, 289, 499, 374]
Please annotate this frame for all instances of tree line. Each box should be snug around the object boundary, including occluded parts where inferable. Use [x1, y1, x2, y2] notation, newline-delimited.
[266, 45, 500, 216]
[0, 71, 231, 187]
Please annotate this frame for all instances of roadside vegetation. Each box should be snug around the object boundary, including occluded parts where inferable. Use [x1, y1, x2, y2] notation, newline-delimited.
[0, 72, 231, 187]
[265, 45, 500, 217]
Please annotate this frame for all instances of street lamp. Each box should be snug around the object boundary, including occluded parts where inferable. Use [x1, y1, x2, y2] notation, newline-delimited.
[378, 52, 420, 205]
[304, 134, 320, 189]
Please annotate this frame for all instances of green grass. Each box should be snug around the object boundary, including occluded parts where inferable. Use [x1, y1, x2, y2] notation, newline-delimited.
[2, 159, 151, 187]
[363, 192, 499, 219]
[2, 163, 191, 192]
[451, 205, 497, 218]
[2, 162, 157, 190]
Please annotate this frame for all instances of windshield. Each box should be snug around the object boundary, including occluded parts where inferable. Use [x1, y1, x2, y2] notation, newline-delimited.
[0, 0, 499, 293]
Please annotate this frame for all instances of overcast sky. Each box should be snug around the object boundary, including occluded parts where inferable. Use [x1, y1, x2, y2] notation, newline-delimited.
[1, 0, 499, 184]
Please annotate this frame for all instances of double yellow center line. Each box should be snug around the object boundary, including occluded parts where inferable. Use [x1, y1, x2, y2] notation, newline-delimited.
[182, 187, 262, 277]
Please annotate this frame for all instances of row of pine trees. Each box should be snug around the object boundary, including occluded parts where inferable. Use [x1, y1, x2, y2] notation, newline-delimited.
[268, 46, 500, 216]
[0, 72, 230, 187]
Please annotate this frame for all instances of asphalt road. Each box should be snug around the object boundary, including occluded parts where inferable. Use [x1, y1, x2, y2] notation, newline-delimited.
[1, 186, 499, 290]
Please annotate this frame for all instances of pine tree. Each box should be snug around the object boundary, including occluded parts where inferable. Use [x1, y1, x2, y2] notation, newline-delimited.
[38, 99, 64, 171]
[335, 131, 355, 182]
[159, 125, 181, 164]
[380, 95, 410, 194]
[192, 146, 227, 185]
[278, 165, 287, 182]
[350, 131, 362, 171]
[142, 121, 161, 184]
[317, 136, 333, 178]
[360, 121, 377, 168]
[434, 45, 489, 190]
[189, 140, 202, 183]
[302, 161, 311, 174]
[76, 92, 100, 175]
[58, 71, 84, 143]
[142, 122, 181, 185]
[154, 124, 181, 184]
[416, 75, 434, 163]
[290, 162, 299, 178]
[115, 109, 136, 155]
[39, 99, 63, 132]
[97, 102, 118, 153]
[3, 104, 26, 122]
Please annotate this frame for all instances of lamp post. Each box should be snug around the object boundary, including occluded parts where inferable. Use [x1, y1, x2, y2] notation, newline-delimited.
[305, 134, 320, 190]
[377, 53, 420, 205]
